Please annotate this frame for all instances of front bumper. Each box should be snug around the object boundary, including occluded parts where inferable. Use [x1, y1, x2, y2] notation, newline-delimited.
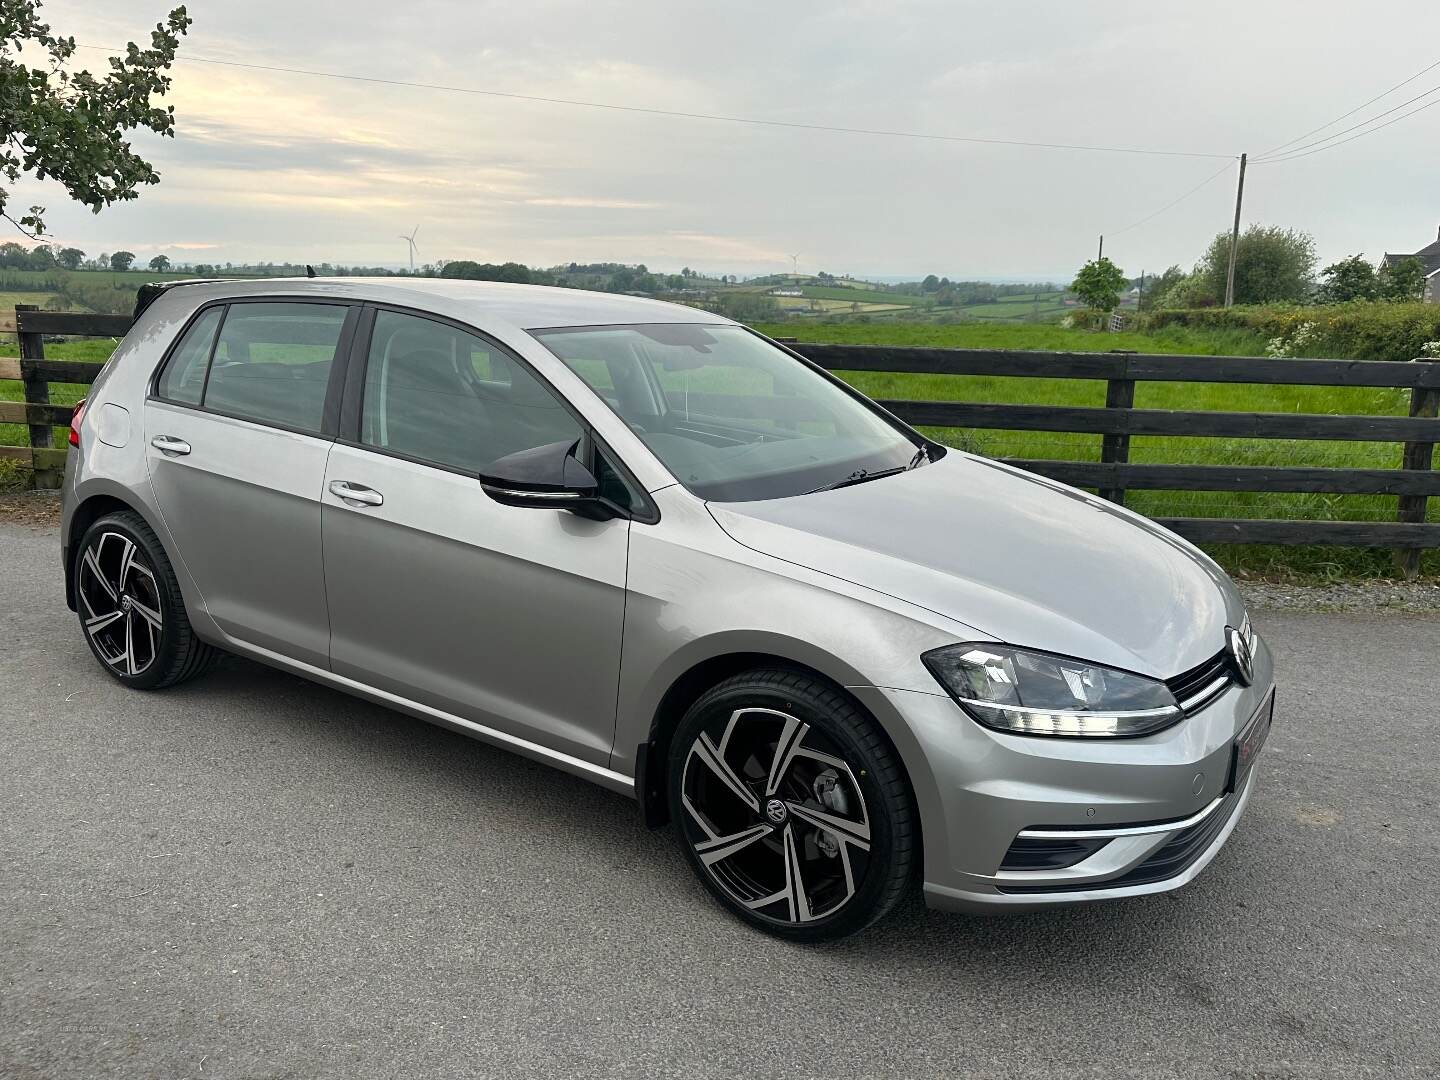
[850, 633, 1275, 912]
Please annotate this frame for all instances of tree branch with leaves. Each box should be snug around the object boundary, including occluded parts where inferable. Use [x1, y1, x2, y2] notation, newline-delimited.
[0, 1, 191, 239]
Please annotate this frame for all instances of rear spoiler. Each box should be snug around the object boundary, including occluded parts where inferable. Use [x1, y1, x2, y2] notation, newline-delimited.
[132, 279, 230, 323]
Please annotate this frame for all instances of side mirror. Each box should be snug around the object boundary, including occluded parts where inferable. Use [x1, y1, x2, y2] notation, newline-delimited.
[479, 439, 617, 521]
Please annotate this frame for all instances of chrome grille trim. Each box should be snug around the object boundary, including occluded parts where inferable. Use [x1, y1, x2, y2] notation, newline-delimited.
[1166, 649, 1234, 716]
[1178, 675, 1231, 714]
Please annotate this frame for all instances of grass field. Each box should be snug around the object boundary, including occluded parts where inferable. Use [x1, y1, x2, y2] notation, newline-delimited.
[0, 268, 195, 288]
[755, 322, 1434, 578]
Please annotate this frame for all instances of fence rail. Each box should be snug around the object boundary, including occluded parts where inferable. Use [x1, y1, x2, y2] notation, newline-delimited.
[4, 311, 1439, 575]
[787, 341, 1440, 576]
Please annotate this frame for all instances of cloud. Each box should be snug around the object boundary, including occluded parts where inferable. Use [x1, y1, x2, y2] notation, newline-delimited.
[25, 0, 1440, 274]
[525, 197, 661, 209]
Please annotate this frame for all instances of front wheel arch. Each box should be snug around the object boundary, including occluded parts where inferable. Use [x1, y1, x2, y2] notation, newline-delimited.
[637, 652, 916, 840]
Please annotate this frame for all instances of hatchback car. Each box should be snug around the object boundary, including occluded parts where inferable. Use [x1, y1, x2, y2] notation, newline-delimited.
[62, 278, 1274, 940]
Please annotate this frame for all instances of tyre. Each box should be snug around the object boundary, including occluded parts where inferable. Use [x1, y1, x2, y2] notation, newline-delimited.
[74, 510, 219, 690]
[668, 668, 917, 941]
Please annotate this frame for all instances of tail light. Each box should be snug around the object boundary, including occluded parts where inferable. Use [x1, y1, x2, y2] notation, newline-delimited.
[68, 398, 87, 447]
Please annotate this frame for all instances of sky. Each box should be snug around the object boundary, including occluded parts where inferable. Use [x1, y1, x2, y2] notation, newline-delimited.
[11, 0, 1440, 279]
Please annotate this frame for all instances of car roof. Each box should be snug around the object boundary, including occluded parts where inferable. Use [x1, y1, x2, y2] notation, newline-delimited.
[162, 276, 734, 332]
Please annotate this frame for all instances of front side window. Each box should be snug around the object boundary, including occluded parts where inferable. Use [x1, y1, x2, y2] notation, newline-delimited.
[203, 303, 348, 432]
[533, 324, 917, 501]
[360, 310, 581, 474]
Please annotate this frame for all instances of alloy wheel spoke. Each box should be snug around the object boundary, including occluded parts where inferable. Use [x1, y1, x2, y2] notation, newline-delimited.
[695, 823, 774, 866]
[786, 800, 871, 851]
[691, 733, 760, 812]
[764, 716, 809, 796]
[129, 595, 163, 630]
[84, 610, 126, 634]
[782, 824, 814, 922]
[83, 547, 116, 601]
[124, 611, 138, 675]
[837, 841, 857, 902]
[116, 537, 137, 592]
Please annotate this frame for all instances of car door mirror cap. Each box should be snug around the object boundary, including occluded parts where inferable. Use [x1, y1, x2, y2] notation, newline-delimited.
[479, 440, 619, 521]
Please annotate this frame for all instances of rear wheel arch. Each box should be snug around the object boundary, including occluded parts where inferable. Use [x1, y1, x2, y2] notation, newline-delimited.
[66, 494, 146, 610]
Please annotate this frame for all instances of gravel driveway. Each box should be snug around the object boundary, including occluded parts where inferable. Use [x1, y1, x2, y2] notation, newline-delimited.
[2, 517, 1438, 1079]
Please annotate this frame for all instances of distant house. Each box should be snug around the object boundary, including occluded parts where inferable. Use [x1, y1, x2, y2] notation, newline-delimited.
[1382, 226, 1440, 302]
[769, 287, 804, 297]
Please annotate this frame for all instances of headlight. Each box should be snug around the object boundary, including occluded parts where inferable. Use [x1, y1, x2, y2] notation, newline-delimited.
[922, 643, 1183, 738]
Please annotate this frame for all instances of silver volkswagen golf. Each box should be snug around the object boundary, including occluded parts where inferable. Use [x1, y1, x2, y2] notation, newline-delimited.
[61, 278, 1275, 940]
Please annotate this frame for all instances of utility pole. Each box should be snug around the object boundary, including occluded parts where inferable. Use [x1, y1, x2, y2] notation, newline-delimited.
[1224, 153, 1247, 307]
[1097, 235, 1104, 261]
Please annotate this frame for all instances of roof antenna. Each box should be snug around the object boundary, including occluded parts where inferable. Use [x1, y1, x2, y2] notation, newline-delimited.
[305, 264, 317, 279]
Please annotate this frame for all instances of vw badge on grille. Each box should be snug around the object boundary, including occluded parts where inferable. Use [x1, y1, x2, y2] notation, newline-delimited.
[1227, 625, 1254, 687]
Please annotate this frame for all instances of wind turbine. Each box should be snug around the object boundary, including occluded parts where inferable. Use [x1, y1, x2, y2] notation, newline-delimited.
[790, 253, 800, 278]
[399, 225, 420, 272]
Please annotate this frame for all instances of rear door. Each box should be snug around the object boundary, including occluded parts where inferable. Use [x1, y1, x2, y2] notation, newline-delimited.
[320, 307, 632, 766]
[144, 299, 357, 667]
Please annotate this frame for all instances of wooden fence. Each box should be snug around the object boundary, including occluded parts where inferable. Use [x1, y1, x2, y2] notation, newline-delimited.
[4, 309, 1439, 574]
[0, 307, 131, 488]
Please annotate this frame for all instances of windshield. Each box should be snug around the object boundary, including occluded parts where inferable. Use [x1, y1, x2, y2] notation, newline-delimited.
[532, 324, 919, 502]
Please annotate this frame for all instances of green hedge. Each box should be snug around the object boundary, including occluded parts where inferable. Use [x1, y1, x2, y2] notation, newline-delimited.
[1143, 302, 1440, 362]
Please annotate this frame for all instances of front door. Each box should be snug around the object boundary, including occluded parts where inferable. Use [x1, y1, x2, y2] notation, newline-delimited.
[144, 300, 354, 667]
[321, 309, 630, 765]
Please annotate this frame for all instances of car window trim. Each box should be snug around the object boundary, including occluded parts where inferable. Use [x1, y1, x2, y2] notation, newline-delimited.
[337, 301, 660, 523]
[146, 295, 361, 441]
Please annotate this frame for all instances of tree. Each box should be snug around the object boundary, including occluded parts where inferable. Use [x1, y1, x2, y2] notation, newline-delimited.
[1378, 256, 1426, 302]
[920, 273, 941, 293]
[110, 250, 135, 270]
[56, 246, 84, 269]
[0, 2, 192, 239]
[1070, 257, 1127, 313]
[1318, 255, 1377, 303]
[1139, 265, 1186, 310]
[1198, 225, 1316, 304]
[147, 253, 171, 272]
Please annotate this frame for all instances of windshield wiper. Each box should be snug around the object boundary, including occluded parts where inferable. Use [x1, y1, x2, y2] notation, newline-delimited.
[803, 444, 932, 495]
[804, 465, 907, 495]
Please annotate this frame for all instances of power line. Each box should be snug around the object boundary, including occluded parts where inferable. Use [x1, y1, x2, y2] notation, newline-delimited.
[1253, 81, 1440, 162]
[73, 43, 1236, 160]
[1106, 160, 1236, 237]
[1253, 96, 1440, 165]
[1258, 55, 1440, 158]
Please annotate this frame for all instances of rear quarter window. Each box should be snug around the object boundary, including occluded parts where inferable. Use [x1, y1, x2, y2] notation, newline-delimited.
[155, 307, 223, 405]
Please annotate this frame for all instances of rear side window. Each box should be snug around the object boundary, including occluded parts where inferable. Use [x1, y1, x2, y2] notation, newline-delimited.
[204, 303, 348, 433]
[156, 307, 223, 405]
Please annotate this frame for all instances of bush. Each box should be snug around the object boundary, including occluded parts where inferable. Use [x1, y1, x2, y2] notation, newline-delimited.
[1143, 301, 1440, 362]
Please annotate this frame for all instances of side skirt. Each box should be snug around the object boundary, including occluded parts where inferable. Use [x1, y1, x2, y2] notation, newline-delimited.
[214, 634, 638, 798]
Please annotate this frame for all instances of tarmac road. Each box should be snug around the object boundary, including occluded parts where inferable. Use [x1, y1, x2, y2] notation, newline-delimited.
[2, 520, 1438, 1079]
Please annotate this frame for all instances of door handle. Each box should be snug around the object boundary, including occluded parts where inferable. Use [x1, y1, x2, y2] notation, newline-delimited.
[150, 435, 191, 456]
[329, 480, 384, 508]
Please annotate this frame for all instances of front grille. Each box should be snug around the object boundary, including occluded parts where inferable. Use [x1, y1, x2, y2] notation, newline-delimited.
[997, 793, 1240, 894]
[1166, 649, 1233, 715]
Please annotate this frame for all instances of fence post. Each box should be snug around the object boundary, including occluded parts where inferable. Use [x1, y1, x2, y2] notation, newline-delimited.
[1099, 354, 1135, 505]
[1395, 380, 1440, 579]
[15, 304, 54, 490]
